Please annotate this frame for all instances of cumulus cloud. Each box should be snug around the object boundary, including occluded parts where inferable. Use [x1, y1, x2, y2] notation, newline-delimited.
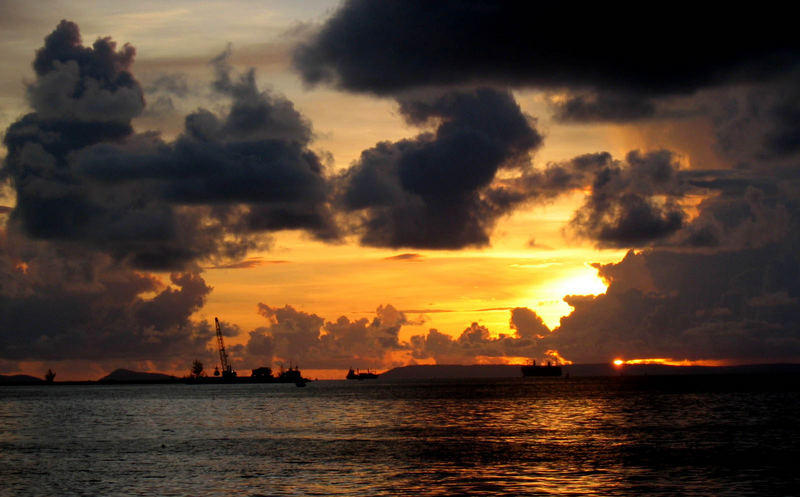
[27, 20, 143, 123]
[1, 21, 337, 271]
[337, 87, 542, 248]
[408, 307, 554, 364]
[239, 304, 409, 369]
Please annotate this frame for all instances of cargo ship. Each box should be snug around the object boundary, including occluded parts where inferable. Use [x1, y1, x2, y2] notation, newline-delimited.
[346, 368, 379, 380]
[521, 360, 562, 377]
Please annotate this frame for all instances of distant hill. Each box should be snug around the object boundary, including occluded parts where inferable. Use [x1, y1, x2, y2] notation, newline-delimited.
[0, 374, 45, 385]
[98, 369, 176, 383]
[379, 363, 800, 380]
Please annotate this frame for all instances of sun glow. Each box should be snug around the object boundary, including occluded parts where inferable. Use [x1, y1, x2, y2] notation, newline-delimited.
[613, 358, 729, 367]
[551, 265, 608, 297]
[532, 263, 609, 329]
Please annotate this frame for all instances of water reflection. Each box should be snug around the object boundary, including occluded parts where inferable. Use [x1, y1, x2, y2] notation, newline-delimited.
[2, 376, 800, 495]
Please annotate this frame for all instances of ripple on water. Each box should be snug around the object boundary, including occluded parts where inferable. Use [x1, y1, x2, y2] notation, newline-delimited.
[2, 377, 800, 496]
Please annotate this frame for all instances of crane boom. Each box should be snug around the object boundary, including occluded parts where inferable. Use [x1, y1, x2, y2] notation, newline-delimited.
[215, 317, 235, 379]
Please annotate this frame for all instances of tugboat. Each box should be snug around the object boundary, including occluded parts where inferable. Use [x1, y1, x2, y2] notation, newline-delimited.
[346, 368, 379, 380]
[521, 360, 562, 377]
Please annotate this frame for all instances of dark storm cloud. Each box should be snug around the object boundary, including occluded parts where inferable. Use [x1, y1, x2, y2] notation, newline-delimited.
[246, 304, 408, 369]
[568, 150, 688, 247]
[1, 21, 337, 271]
[0, 231, 215, 362]
[338, 88, 542, 249]
[551, 93, 657, 123]
[293, 0, 799, 96]
[712, 76, 800, 165]
[676, 185, 790, 250]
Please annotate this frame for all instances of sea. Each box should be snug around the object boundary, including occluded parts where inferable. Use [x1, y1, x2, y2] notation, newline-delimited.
[2, 375, 799, 496]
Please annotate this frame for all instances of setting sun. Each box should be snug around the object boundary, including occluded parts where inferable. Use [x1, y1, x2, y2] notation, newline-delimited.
[613, 358, 730, 367]
[551, 264, 609, 298]
[530, 263, 610, 329]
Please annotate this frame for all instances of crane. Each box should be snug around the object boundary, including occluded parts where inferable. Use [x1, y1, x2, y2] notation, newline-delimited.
[215, 317, 236, 380]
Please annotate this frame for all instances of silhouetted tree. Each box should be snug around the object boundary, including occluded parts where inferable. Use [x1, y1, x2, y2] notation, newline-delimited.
[45, 369, 56, 383]
[190, 360, 205, 379]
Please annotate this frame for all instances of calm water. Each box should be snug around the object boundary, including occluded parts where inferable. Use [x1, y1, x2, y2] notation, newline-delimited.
[2, 376, 799, 496]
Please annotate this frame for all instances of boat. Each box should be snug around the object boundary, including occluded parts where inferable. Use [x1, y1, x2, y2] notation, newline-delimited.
[274, 363, 310, 384]
[346, 368, 379, 380]
[521, 360, 562, 377]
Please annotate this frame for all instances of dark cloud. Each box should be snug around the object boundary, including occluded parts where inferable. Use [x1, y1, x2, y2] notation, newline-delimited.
[676, 185, 790, 250]
[0, 21, 346, 369]
[510, 307, 549, 340]
[28, 20, 143, 123]
[0, 231, 215, 363]
[293, 0, 799, 96]
[408, 308, 557, 364]
[568, 150, 688, 247]
[711, 76, 800, 166]
[247, 304, 408, 369]
[209, 47, 314, 144]
[545, 246, 800, 363]
[338, 87, 542, 249]
[1, 21, 338, 271]
[551, 93, 657, 123]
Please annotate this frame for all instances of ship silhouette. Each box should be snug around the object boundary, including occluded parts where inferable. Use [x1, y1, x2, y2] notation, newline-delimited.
[346, 368, 379, 380]
[521, 360, 562, 377]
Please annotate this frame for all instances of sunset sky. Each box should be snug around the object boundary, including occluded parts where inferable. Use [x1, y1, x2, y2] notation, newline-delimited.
[2, 1, 799, 380]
